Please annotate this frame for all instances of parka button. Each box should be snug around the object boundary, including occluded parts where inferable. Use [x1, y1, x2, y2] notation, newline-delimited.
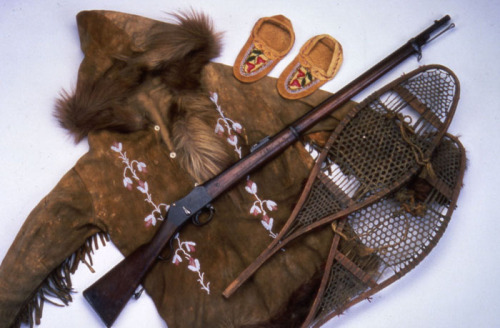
[170, 152, 177, 159]
[154, 125, 160, 131]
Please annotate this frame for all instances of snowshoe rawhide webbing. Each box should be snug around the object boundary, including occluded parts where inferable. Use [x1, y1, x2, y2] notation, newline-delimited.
[304, 133, 466, 327]
[223, 65, 461, 304]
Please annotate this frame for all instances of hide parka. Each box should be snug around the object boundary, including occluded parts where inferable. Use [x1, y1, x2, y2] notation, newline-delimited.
[0, 10, 354, 327]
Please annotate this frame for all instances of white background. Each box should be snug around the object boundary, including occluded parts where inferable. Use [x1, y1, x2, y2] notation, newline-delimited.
[1, 0, 499, 327]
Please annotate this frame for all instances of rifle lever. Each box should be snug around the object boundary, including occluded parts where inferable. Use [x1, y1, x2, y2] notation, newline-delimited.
[192, 204, 215, 226]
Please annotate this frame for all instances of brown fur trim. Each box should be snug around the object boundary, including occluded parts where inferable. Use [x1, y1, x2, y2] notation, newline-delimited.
[54, 11, 221, 143]
[170, 93, 236, 183]
[131, 11, 222, 91]
[54, 73, 148, 143]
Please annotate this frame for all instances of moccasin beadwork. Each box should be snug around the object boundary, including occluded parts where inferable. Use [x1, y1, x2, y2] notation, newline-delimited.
[233, 15, 295, 83]
[277, 34, 343, 99]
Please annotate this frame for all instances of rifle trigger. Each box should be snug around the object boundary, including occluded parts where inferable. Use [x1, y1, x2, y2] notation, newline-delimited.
[192, 204, 215, 226]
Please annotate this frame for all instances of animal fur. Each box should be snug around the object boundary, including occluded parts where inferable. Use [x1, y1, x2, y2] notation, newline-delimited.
[55, 73, 148, 143]
[133, 11, 223, 91]
[55, 10, 221, 139]
[54, 11, 232, 182]
[169, 93, 236, 183]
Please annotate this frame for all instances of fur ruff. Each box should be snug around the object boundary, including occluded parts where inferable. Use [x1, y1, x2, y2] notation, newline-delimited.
[55, 73, 148, 143]
[54, 11, 232, 181]
[133, 11, 223, 91]
[169, 93, 236, 183]
[55, 11, 222, 142]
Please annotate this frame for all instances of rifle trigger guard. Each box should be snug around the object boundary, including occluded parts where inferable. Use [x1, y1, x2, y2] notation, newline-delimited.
[192, 204, 215, 226]
[156, 238, 176, 262]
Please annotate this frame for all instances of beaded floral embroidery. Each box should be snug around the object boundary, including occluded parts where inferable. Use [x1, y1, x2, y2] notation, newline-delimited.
[286, 64, 319, 94]
[172, 233, 210, 294]
[111, 142, 169, 227]
[211, 92, 243, 158]
[111, 142, 210, 293]
[210, 92, 278, 238]
[241, 46, 272, 76]
[245, 178, 278, 238]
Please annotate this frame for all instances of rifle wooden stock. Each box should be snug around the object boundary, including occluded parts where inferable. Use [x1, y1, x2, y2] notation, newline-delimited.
[83, 15, 452, 327]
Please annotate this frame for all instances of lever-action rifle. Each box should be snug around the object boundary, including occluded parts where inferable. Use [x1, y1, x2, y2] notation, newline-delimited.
[83, 15, 454, 327]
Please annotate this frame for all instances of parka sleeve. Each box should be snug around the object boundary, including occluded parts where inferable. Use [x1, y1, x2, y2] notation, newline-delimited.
[0, 168, 104, 328]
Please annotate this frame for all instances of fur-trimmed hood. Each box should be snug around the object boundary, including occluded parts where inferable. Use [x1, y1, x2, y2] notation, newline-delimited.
[55, 10, 222, 143]
[54, 10, 235, 183]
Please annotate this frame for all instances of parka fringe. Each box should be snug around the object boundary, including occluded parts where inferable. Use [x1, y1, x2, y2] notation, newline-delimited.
[12, 232, 109, 328]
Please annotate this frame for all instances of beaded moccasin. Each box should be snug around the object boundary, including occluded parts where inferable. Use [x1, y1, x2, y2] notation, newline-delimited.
[233, 15, 295, 83]
[277, 34, 343, 99]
